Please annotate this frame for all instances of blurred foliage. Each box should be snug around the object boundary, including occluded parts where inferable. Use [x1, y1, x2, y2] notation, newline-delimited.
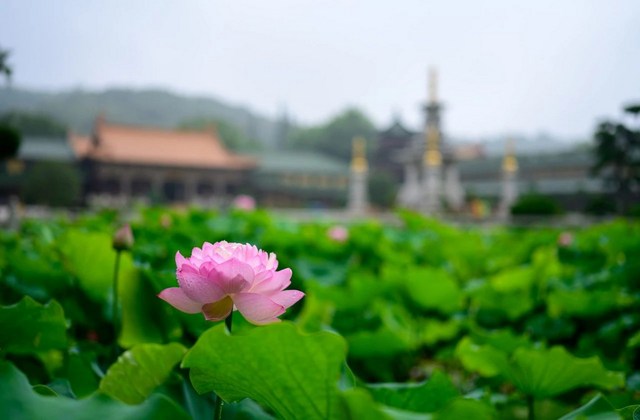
[177, 117, 262, 152]
[368, 170, 398, 209]
[584, 194, 617, 216]
[0, 208, 638, 418]
[592, 105, 640, 213]
[22, 161, 82, 207]
[0, 123, 21, 160]
[287, 108, 377, 162]
[0, 110, 67, 137]
[511, 193, 564, 216]
[0, 47, 11, 84]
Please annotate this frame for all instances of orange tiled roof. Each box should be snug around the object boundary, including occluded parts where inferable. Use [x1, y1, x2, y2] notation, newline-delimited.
[69, 120, 256, 170]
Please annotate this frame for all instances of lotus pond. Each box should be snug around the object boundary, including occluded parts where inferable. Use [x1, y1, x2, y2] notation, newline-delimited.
[0, 208, 638, 419]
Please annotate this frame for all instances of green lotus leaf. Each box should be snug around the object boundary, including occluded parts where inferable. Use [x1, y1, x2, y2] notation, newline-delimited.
[60, 230, 132, 303]
[404, 267, 463, 315]
[434, 398, 496, 420]
[100, 343, 187, 404]
[558, 393, 640, 420]
[0, 361, 189, 419]
[182, 322, 347, 420]
[454, 336, 509, 377]
[366, 370, 459, 413]
[506, 347, 625, 398]
[0, 296, 67, 355]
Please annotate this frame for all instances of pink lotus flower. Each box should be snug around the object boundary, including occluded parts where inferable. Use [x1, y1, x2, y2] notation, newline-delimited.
[327, 225, 349, 242]
[232, 194, 256, 211]
[557, 232, 574, 247]
[158, 241, 304, 325]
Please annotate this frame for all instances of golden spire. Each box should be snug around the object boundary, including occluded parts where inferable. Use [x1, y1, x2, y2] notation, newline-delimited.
[502, 138, 518, 173]
[429, 67, 438, 103]
[423, 125, 442, 167]
[351, 136, 368, 173]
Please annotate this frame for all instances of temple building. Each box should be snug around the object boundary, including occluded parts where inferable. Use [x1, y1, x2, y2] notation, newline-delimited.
[250, 150, 349, 208]
[70, 116, 256, 206]
[457, 148, 604, 212]
[395, 69, 464, 213]
[373, 116, 415, 181]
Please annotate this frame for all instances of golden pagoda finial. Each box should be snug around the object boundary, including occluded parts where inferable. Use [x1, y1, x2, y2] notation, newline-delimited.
[502, 138, 518, 173]
[429, 67, 438, 103]
[351, 136, 368, 173]
[423, 125, 442, 167]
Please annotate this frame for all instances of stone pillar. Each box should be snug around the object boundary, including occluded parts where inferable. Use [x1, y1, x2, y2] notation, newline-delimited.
[347, 137, 369, 215]
[398, 163, 421, 209]
[420, 126, 442, 215]
[422, 165, 442, 214]
[444, 164, 464, 211]
[348, 170, 368, 214]
[498, 171, 518, 219]
[498, 139, 519, 219]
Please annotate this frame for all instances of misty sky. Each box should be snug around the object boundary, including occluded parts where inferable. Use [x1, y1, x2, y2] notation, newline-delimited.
[1, 0, 639, 140]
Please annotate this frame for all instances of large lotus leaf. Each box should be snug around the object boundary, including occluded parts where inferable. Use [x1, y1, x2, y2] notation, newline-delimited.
[489, 265, 535, 293]
[60, 230, 133, 303]
[366, 371, 459, 413]
[347, 327, 417, 358]
[0, 361, 189, 420]
[454, 336, 509, 377]
[558, 393, 639, 420]
[60, 229, 175, 347]
[4, 245, 70, 300]
[404, 267, 463, 314]
[100, 343, 187, 404]
[558, 394, 618, 420]
[434, 398, 496, 420]
[339, 388, 392, 420]
[547, 289, 633, 318]
[628, 330, 640, 348]
[295, 293, 336, 332]
[347, 303, 419, 357]
[64, 352, 100, 398]
[308, 272, 391, 313]
[470, 285, 533, 320]
[505, 347, 625, 398]
[182, 322, 347, 420]
[532, 245, 563, 281]
[419, 318, 462, 346]
[0, 296, 67, 355]
[118, 266, 180, 348]
[469, 328, 531, 353]
[294, 257, 347, 287]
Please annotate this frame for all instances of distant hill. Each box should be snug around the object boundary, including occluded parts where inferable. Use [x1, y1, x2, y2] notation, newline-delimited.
[0, 86, 284, 147]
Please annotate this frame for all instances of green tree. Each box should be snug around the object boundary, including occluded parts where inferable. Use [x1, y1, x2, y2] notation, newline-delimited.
[511, 194, 563, 216]
[592, 105, 640, 213]
[178, 117, 262, 152]
[0, 111, 67, 137]
[0, 47, 11, 84]
[22, 161, 82, 207]
[368, 170, 397, 209]
[0, 49, 22, 161]
[0, 125, 21, 160]
[288, 108, 377, 161]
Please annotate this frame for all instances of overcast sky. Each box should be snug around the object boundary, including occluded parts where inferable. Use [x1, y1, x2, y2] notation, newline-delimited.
[1, 0, 639, 140]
